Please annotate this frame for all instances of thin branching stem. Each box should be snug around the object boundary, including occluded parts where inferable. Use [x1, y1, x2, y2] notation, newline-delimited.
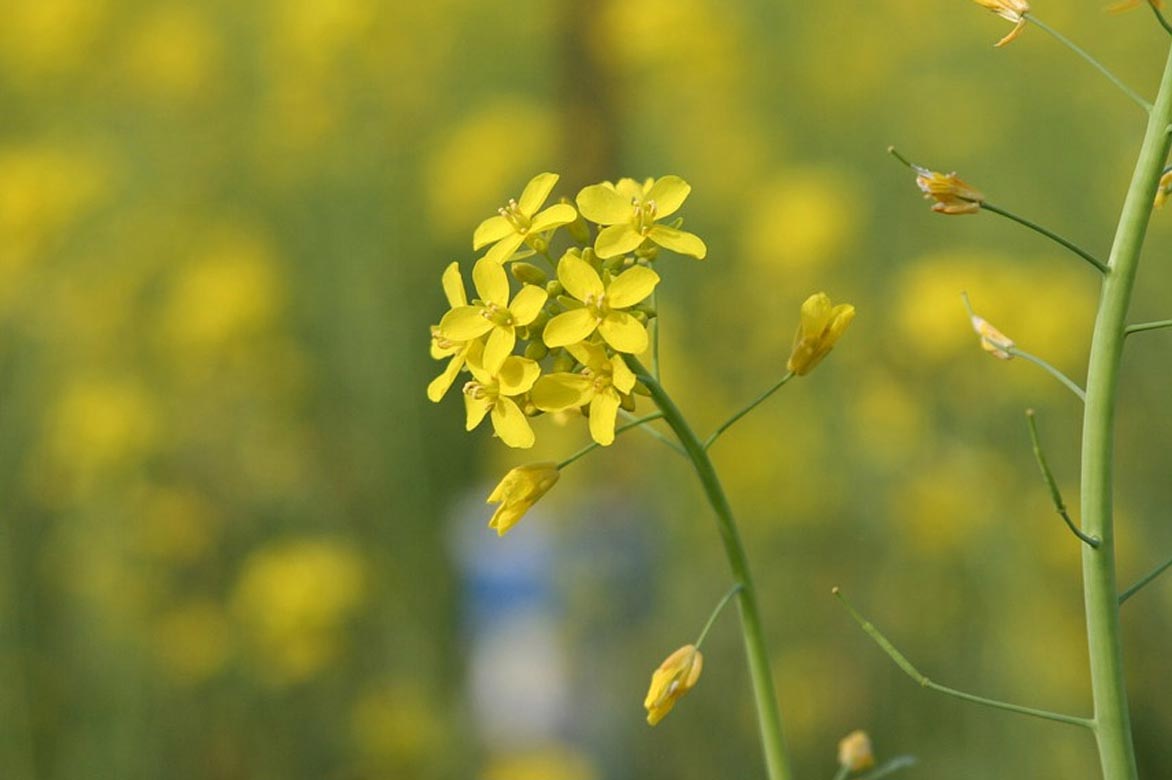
[1124, 318, 1172, 336]
[857, 757, 918, 780]
[1025, 409, 1100, 547]
[981, 201, 1109, 275]
[618, 409, 686, 456]
[1006, 347, 1087, 402]
[1119, 553, 1172, 605]
[1029, 15, 1152, 112]
[557, 412, 666, 469]
[1147, 0, 1172, 37]
[695, 583, 744, 648]
[704, 373, 795, 450]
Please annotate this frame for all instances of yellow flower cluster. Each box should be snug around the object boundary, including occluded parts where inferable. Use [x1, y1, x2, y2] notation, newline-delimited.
[428, 172, 707, 449]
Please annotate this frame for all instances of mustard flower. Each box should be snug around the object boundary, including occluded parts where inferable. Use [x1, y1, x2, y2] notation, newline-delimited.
[971, 0, 1030, 47]
[542, 251, 659, 354]
[969, 312, 1015, 360]
[915, 169, 985, 215]
[644, 644, 703, 726]
[837, 730, 876, 773]
[439, 257, 548, 373]
[787, 293, 856, 376]
[463, 348, 542, 449]
[473, 172, 579, 265]
[530, 341, 637, 446]
[486, 462, 560, 536]
[576, 176, 707, 259]
[428, 262, 479, 402]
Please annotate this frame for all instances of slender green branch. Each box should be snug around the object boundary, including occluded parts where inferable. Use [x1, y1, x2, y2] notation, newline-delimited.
[1119, 552, 1172, 605]
[981, 201, 1109, 275]
[1147, 0, 1172, 38]
[833, 588, 1094, 729]
[695, 583, 744, 648]
[557, 412, 666, 469]
[832, 765, 850, 780]
[1006, 346, 1087, 402]
[1025, 410, 1100, 547]
[631, 357, 793, 780]
[1029, 15, 1152, 112]
[858, 757, 918, 780]
[704, 372, 795, 450]
[1124, 318, 1172, 336]
[618, 409, 686, 456]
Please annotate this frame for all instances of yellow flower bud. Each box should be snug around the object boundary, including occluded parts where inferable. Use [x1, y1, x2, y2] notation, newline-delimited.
[787, 293, 856, 376]
[915, 169, 985, 215]
[837, 730, 876, 772]
[644, 644, 703, 726]
[1155, 169, 1172, 208]
[486, 463, 560, 536]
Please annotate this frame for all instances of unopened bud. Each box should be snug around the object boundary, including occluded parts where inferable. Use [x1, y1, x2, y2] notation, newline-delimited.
[511, 262, 547, 285]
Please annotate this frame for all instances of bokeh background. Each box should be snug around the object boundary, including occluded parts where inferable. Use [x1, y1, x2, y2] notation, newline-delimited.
[2, 1, 1172, 778]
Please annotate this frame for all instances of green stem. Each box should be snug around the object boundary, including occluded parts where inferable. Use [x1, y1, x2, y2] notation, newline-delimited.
[1006, 346, 1087, 402]
[618, 409, 686, 456]
[695, 583, 744, 648]
[1029, 15, 1152, 112]
[857, 757, 918, 780]
[1025, 409, 1100, 547]
[1123, 318, 1172, 336]
[556, 411, 665, 469]
[981, 201, 1109, 274]
[1118, 552, 1172, 605]
[833, 588, 1094, 729]
[1147, 0, 1172, 38]
[704, 372, 795, 450]
[1077, 37, 1172, 780]
[631, 357, 793, 780]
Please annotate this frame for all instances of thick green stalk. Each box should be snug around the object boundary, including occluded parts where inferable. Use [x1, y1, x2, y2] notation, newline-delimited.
[630, 357, 793, 780]
[1080, 41, 1172, 780]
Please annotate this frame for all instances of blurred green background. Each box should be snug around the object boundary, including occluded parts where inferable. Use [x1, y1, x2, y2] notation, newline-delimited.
[2, 1, 1172, 778]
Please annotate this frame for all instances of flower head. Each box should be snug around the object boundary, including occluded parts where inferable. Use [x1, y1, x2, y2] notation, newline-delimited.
[473, 172, 578, 265]
[837, 730, 876, 773]
[462, 346, 542, 448]
[644, 644, 703, 726]
[787, 293, 856, 376]
[915, 169, 985, 215]
[577, 176, 707, 259]
[486, 463, 560, 536]
[439, 257, 548, 373]
[971, 0, 1030, 46]
[542, 251, 659, 354]
[531, 341, 637, 445]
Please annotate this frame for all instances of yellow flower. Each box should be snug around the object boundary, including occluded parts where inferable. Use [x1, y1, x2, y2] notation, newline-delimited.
[438, 257, 548, 373]
[530, 341, 637, 446]
[463, 347, 542, 448]
[486, 463, 560, 536]
[837, 730, 876, 773]
[472, 172, 579, 265]
[915, 169, 985, 215]
[644, 644, 703, 726]
[542, 251, 659, 353]
[1155, 168, 1172, 208]
[429, 262, 479, 402]
[576, 176, 707, 259]
[971, 0, 1030, 47]
[787, 293, 856, 376]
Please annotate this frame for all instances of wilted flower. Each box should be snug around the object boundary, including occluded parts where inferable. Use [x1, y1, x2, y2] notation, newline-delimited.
[964, 294, 1015, 360]
[837, 730, 876, 773]
[487, 463, 560, 536]
[644, 644, 703, 726]
[915, 169, 985, 215]
[577, 176, 707, 259]
[787, 293, 856, 376]
[971, 0, 1030, 47]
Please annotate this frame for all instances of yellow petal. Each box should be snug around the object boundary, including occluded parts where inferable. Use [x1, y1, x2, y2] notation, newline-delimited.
[465, 394, 491, 431]
[483, 233, 526, 265]
[645, 175, 691, 219]
[517, 172, 559, 216]
[543, 308, 599, 348]
[427, 354, 465, 402]
[598, 311, 648, 354]
[509, 284, 548, 326]
[473, 256, 511, 304]
[483, 326, 516, 374]
[497, 356, 540, 395]
[491, 397, 535, 448]
[440, 262, 467, 308]
[473, 215, 513, 250]
[646, 225, 707, 259]
[594, 224, 644, 259]
[439, 306, 493, 341]
[799, 292, 833, 335]
[994, 18, 1027, 47]
[588, 391, 620, 446]
[566, 340, 606, 370]
[531, 373, 594, 411]
[611, 354, 636, 394]
[615, 178, 645, 201]
[530, 203, 578, 233]
[606, 265, 660, 309]
[576, 182, 632, 225]
[557, 252, 605, 302]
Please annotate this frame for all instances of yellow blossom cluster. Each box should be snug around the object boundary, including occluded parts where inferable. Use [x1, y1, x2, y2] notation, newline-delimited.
[428, 172, 707, 449]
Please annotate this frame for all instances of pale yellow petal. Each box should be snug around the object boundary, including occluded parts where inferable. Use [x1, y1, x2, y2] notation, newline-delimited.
[531, 373, 594, 411]
[473, 215, 513, 250]
[576, 183, 633, 225]
[543, 308, 599, 348]
[800, 292, 833, 334]
[645, 175, 691, 219]
[483, 326, 516, 374]
[615, 178, 644, 201]
[646, 225, 707, 259]
[483, 233, 526, 265]
[530, 203, 578, 233]
[517, 172, 559, 216]
[588, 391, 620, 446]
[427, 354, 465, 402]
[594, 224, 645, 259]
[509, 284, 548, 325]
[439, 306, 493, 341]
[557, 252, 605, 301]
[465, 394, 491, 431]
[598, 311, 648, 353]
[473, 256, 511, 304]
[611, 354, 636, 394]
[498, 356, 540, 395]
[606, 265, 660, 309]
[492, 398, 536, 448]
[566, 340, 606, 370]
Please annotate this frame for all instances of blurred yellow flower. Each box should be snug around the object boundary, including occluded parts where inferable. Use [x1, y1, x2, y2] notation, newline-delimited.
[463, 349, 542, 449]
[971, 0, 1030, 47]
[644, 644, 703, 726]
[473, 172, 578, 265]
[542, 251, 659, 354]
[152, 599, 231, 682]
[1155, 169, 1172, 208]
[577, 176, 707, 259]
[915, 169, 985, 215]
[787, 293, 855, 376]
[531, 341, 637, 446]
[837, 730, 876, 772]
[438, 257, 547, 373]
[486, 462, 560, 536]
